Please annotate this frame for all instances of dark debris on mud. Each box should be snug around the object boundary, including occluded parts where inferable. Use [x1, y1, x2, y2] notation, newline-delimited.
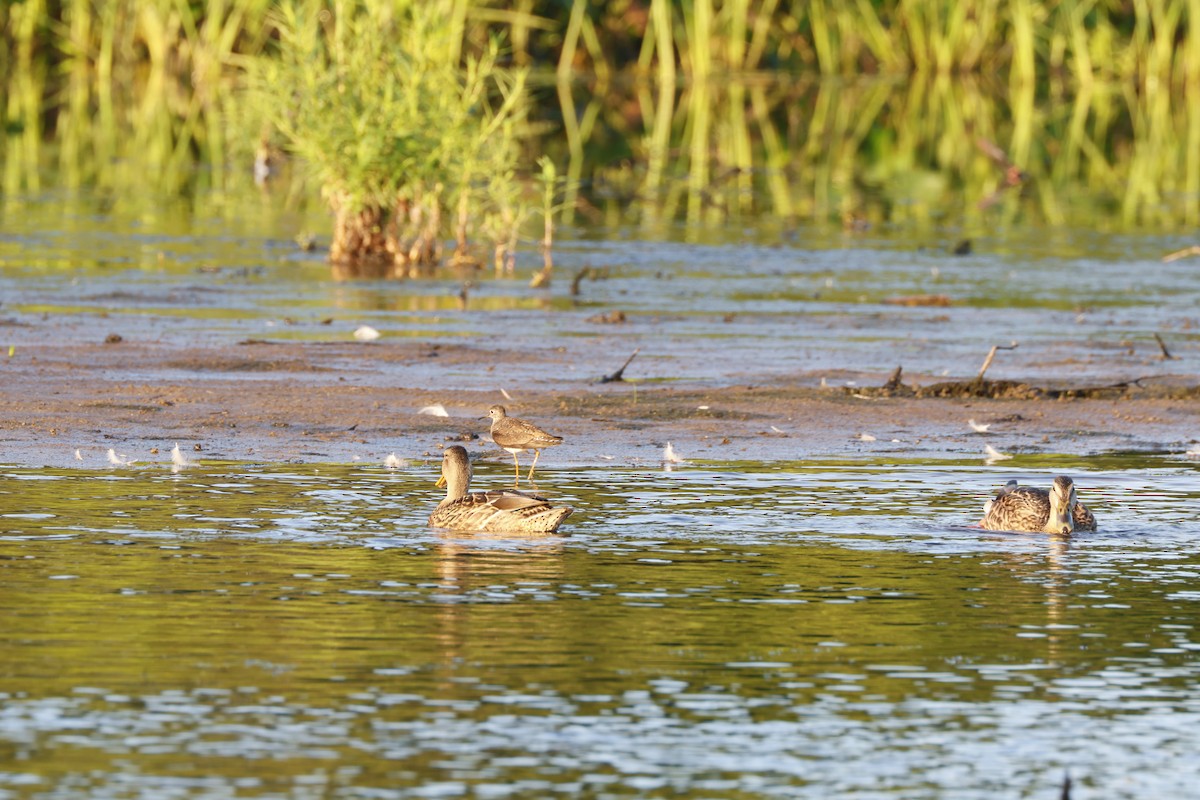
[849, 365, 1200, 401]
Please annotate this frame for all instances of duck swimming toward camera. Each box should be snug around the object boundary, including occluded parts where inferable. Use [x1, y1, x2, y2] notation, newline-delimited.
[980, 475, 1096, 534]
[428, 445, 572, 533]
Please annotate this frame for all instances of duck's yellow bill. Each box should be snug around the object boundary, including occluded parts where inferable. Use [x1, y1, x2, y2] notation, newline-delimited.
[436, 475, 446, 488]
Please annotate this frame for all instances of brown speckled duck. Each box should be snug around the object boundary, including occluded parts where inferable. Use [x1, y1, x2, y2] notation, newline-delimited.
[428, 445, 572, 533]
[980, 476, 1097, 535]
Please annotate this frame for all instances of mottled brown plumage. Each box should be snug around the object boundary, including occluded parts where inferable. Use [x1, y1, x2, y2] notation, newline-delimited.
[484, 404, 563, 485]
[428, 446, 572, 533]
[980, 475, 1096, 534]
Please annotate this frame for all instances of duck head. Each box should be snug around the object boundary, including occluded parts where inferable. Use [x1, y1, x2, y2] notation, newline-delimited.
[1046, 475, 1077, 535]
[437, 445, 473, 501]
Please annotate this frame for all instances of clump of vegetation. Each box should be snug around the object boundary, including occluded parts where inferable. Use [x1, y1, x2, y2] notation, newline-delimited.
[250, 1, 529, 276]
[7, 0, 1200, 238]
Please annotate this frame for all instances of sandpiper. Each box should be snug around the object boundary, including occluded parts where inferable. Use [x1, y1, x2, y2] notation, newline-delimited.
[483, 404, 563, 486]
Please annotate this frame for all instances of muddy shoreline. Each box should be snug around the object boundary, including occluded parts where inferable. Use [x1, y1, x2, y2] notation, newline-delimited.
[2, 338, 1197, 469]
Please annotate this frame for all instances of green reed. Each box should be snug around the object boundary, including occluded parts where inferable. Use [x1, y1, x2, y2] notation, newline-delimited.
[521, 0, 1200, 88]
[556, 70, 1200, 235]
[1, 0, 275, 202]
[7, 0, 1200, 260]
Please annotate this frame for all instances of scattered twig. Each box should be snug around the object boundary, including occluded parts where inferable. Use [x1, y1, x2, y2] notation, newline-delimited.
[1162, 245, 1200, 262]
[976, 137, 1013, 168]
[975, 138, 1028, 209]
[586, 310, 626, 324]
[883, 365, 905, 391]
[883, 294, 952, 307]
[598, 348, 640, 383]
[1154, 332, 1174, 360]
[571, 267, 589, 296]
[977, 342, 1018, 381]
[571, 266, 610, 297]
[854, 371, 1168, 400]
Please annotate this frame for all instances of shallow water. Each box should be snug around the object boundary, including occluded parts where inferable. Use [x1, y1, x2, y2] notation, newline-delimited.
[2, 191, 1199, 798]
[1, 192, 1197, 393]
[2, 456, 1199, 799]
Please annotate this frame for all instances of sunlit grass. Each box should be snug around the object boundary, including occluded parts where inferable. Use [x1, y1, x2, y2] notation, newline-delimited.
[5, 1, 1200, 252]
[534, 0, 1200, 86]
[564, 72, 1200, 233]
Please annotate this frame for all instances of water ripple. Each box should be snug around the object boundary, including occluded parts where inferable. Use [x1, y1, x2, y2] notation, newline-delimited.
[0, 457, 1198, 798]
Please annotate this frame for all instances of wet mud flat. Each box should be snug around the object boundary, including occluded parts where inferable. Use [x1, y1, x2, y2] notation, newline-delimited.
[1, 337, 1196, 469]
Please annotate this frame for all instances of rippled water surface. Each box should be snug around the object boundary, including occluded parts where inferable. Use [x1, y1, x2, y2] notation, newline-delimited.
[2, 191, 1199, 798]
[2, 456, 1198, 799]
[2, 192, 1198, 391]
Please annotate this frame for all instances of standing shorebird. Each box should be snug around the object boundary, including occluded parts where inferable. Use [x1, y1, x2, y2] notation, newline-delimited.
[429, 446, 572, 533]
[483, 404, 563, 486]
[979, 475, 1097, 535]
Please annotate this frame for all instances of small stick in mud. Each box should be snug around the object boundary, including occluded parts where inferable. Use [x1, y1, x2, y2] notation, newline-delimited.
[571, 267, 589, 297]
[598, 348, 640, 383]
[977, 342, 1018, 381]
[571, 266, 609, 297]
[1162, 245, 1200, 262]
[1154, 332, 1174, 360]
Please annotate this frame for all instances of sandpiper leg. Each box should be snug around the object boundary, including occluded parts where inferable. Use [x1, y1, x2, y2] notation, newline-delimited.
[511, 453, 522, 486]
[527, 449, 541, 483]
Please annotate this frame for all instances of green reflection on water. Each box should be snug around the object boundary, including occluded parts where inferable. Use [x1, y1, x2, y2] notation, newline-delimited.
[1, 459, 1198, 795]
[6, 72, 1200, 248]
[0, 459, 1193, 695]
[0, 499, 1142, 696]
